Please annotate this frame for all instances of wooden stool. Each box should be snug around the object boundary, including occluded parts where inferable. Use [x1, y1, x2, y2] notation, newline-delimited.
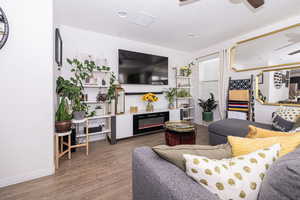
[55, 131, 71, 169]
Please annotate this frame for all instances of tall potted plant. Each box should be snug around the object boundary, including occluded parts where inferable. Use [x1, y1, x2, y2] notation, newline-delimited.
[55, 76, 78, 132]
[55, 97, 72, 132]
[164, 88, 176, 109]
[198, 93, 217, 122]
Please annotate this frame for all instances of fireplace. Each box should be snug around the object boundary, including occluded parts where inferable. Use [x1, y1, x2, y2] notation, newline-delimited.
[133, 112, 169, 135]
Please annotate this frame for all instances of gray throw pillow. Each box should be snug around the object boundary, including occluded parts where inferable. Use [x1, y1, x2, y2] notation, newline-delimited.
[152, 143, 232, 170]
[272, 114, 294, 132]
[258, 147, 300, 200]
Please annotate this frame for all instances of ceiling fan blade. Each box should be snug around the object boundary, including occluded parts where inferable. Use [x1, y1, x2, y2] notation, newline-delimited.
[289, 50, 300, 56]
[247, 0, 264, 8]
[179, 0, 199, 6]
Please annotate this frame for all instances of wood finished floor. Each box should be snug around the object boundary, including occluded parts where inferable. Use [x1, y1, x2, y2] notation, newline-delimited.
[0, 126, 209, 200]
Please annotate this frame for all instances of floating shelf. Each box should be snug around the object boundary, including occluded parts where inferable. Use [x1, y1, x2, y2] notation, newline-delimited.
[76, 129, 111, 138]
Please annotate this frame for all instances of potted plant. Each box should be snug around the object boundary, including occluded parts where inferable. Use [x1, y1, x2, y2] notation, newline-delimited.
[95, 105, 104, 116]
[177, 89, 191, 98]
[55, 76, 80, 132]
[164, 88, 176, 109]
[179, 65, 192, 77]
[198, 93, 217, 122]
[55, 97, 72, 132]
[142, 93, 159, 112]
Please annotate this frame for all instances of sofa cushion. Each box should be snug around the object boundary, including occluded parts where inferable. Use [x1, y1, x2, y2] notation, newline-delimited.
[228, 135, 300, 157]
[208, 119, 272, 138]
[258, 147, 300, 200]
[247, 125, 299, 138]
[152, 144, 232, 170]
[272, 114, 295, 132]
[184, 144, 280, 200]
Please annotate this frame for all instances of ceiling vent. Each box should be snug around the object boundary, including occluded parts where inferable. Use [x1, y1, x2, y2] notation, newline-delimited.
[129, 12, 156, 27]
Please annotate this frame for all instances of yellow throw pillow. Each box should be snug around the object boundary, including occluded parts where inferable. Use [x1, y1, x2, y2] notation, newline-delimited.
[247, 125, 300, 138]
[228, 135, 300, 157]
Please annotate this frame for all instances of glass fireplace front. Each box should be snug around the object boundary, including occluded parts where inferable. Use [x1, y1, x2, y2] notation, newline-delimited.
[133, 112, 169, 135]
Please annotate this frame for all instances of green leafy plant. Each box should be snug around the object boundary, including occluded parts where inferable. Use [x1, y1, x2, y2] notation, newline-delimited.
[55, 97, 72, 122]
[107, 72, 117, 104]
[66, 58, 108, 113]
[198, 93, 217, 112]
[177, 89, 191, 98]
[164, 88, 177, 104]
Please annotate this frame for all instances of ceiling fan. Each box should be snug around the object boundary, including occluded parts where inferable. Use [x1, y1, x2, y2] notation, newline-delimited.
[179, 0, 265, 9]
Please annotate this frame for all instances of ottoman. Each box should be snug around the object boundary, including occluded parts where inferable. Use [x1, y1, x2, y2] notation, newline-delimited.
[208, 119, 272, 145]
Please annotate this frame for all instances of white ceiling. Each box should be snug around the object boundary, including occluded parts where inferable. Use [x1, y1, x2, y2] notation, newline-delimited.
[54, 0, 300, 52]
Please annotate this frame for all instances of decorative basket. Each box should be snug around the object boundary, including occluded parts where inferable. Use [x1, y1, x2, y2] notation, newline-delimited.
[165, 121, 195, 133]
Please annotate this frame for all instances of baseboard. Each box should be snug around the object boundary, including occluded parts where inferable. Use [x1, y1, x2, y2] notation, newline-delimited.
[0, 166, 55, 188]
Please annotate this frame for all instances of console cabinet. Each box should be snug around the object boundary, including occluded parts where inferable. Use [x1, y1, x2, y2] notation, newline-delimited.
[114, 109, 181, 140]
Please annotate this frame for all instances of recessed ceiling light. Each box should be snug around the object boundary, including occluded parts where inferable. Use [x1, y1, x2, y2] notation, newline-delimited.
[117, 11, 128, 18]
[188, 33, 200, 38]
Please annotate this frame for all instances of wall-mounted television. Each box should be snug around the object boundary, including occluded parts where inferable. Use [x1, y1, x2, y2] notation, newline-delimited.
[118, 49, 169, 85]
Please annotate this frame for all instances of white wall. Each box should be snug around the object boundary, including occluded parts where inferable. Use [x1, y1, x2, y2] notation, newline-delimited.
[0, 0, 54, 187]
[58, 25, 189, 114]
[191, 15, 300, 125]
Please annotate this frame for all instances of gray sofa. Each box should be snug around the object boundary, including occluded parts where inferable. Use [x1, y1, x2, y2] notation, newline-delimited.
[208, 119, 272, 145]
[133, 119, 300, 200]
[133, 146, 300, 200]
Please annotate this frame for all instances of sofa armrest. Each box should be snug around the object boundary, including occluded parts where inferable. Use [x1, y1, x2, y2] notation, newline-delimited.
[132, 147, 220, 200]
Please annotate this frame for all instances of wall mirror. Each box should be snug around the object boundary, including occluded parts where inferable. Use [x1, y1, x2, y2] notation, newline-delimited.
[231, 24, 300, 72]
[0, 7, 9, 50]
[256, 66, 300, 107]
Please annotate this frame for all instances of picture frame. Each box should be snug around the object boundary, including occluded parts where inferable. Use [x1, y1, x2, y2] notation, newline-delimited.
[55, 28, 63, 66]
[258, 73, 264, 84]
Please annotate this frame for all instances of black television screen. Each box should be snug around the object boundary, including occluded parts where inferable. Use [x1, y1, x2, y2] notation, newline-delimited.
[118, 49, 168, 85]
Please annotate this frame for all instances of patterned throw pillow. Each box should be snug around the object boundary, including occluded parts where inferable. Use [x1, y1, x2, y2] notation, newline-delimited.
[184, 144, 281, 200]
[275, 106, 300, 122]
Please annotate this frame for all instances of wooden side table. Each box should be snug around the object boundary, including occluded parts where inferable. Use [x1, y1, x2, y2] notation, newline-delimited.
[71, 118, 89, 155]
[164, 121, 196, 146]
[55, 131, 72, 169]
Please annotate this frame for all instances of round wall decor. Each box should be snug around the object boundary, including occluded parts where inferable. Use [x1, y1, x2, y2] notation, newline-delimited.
[273, 72, 283, 89]
[0, 7, 9, 50]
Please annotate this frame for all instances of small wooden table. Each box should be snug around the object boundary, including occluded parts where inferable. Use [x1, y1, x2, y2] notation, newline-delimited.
[165, 121, 196, 146]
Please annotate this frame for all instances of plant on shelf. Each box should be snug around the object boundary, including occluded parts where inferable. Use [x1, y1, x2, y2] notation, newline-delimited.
[164, 88, 177, 109]
[55, 77, 78, 132]
[179, 64, 192, 77]
[142, 93, 159, 112]
[66, 58, 107, 119]
[177, 89, 191, 98]
[95, 105, 103, 116]
[198, 93, 217, 122]
[107, 72, 117, 104]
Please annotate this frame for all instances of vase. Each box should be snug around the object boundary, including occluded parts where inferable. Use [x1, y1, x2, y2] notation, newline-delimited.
[146, 102, 154, 112]
[73, 111, 85, 120]
[168, 103, 175, 109]
[202, 112, 213, 122]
